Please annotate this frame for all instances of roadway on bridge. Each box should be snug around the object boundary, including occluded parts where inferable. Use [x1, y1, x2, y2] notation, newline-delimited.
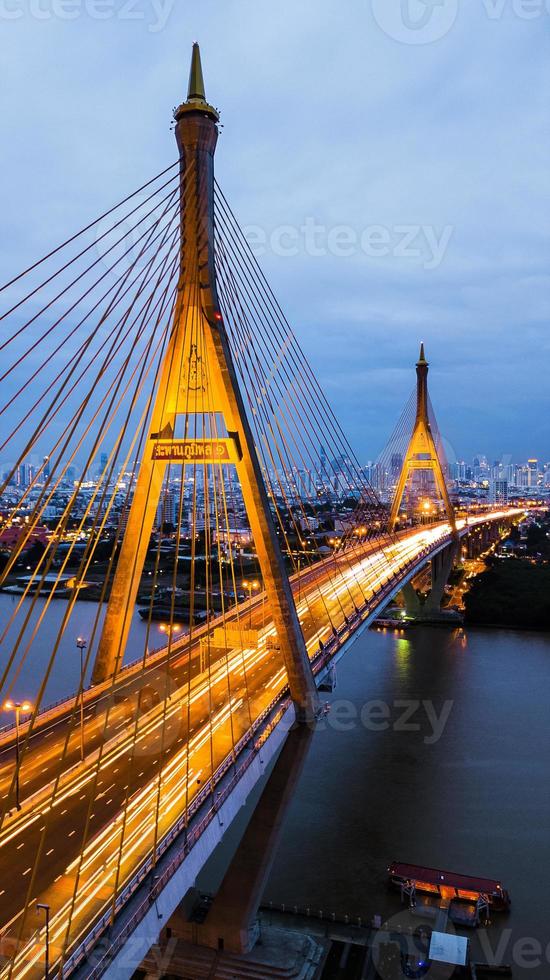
[0, 513, 515, 979]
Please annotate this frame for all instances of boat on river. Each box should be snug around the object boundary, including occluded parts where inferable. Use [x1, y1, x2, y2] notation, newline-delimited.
[388, 861, 511, 912]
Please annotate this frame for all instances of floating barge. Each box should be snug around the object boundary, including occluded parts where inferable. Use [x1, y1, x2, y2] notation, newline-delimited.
[388, 861, 511, 913]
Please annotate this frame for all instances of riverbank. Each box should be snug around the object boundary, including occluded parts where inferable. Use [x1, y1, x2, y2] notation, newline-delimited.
[464, 557, 550, 630]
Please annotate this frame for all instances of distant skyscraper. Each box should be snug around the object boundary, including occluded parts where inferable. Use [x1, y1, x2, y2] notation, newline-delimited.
[527, 459, 539, 488]
[516, 465, 528, 488]
[473, 455, 488, 481]
[390, 453, 403, 481]
[490, 479, 508, 505]
[156, 489, 178, 530]
[320, 445, 327, 484]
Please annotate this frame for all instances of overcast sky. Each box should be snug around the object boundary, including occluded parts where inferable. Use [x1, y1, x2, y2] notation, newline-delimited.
[1, 0, 549, 464]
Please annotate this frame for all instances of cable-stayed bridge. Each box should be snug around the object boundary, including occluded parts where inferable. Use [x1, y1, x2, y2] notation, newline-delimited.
[0, 45, 521, 979]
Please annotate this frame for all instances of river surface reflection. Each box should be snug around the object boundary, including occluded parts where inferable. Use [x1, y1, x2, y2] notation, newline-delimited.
[265, 625, 550, 978]
[0, 593, 164, 721]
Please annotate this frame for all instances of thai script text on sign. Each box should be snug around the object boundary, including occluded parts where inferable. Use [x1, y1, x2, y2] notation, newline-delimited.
[152, 440, 232, 462]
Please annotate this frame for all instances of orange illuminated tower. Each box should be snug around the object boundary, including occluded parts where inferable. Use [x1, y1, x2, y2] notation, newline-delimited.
[388, 344, 456, 534]
[92, 45, 318, 721]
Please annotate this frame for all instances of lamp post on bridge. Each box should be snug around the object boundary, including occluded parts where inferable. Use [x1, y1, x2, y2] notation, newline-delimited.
[3, 699, 32, 811]
[76, 637, 87, 762]
[421, 500, 434, 525]
[36, 903, 50, 980]
[242, 579, 260, 629]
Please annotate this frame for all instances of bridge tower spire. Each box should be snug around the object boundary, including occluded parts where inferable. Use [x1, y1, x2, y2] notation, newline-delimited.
[388, 344, 456, 534]
[92, 44, 318, 721]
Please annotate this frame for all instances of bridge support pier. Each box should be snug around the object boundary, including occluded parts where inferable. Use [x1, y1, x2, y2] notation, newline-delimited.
[167, 723, 313, 954]
[424, 541, 457, 615]
[402, 542, 458, 620]
[402, 580, 422, 617]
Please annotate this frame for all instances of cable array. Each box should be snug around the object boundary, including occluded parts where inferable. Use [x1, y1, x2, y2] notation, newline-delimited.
[0, 168, 400, 977]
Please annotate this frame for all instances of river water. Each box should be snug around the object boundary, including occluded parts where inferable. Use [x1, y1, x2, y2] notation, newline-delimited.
[0, 592, 159, 724]
[264, 625, 550, 977]
[1, 594, 548, 976]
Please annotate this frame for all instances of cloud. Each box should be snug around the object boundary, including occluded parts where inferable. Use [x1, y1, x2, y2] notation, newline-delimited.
[0, 0, 548, 462]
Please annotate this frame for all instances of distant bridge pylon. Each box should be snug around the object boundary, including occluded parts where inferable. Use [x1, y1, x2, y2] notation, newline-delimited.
[388, 344, 456, 534]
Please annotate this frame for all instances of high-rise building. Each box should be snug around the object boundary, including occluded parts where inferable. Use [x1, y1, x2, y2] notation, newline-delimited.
[319, 445, 327, 484]
[490, 479, 508, 505]
[156, 489, 179, 530]
[473, 455, 488, 481]
[390, 453, 403, 482]
[527, 459, 539, 488]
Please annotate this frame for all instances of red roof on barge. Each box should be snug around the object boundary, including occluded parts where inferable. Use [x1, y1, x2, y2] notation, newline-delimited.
[389, 862, 504, 895]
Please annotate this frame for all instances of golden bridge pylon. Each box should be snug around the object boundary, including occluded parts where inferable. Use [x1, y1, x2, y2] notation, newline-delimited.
[92, 44, 318, 721]
[388, 344, 457, 535]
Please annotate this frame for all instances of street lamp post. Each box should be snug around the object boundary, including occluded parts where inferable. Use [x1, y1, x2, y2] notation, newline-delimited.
[3, 700, 32, 811]
[242, 579, 260, 629]
[37, 903, 50, 980]
[76, 637, 87, 762]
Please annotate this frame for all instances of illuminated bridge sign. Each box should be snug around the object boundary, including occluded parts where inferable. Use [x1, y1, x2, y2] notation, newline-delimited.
[152, 439, 236, 463]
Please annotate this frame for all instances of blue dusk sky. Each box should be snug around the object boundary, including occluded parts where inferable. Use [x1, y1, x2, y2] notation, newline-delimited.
[0, 0, 549, 464]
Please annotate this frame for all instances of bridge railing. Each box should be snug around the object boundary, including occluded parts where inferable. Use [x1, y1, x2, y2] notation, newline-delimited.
[61, 695, 293, 979]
